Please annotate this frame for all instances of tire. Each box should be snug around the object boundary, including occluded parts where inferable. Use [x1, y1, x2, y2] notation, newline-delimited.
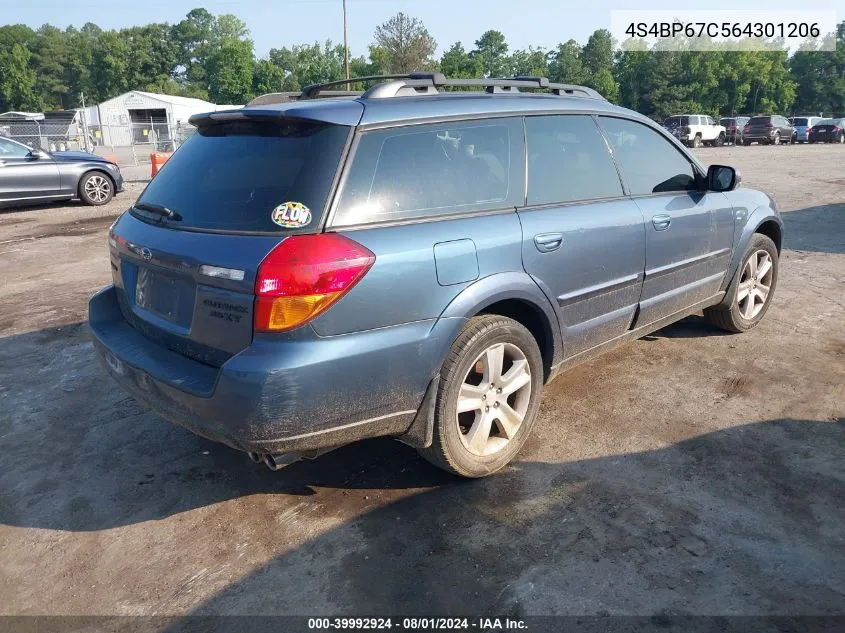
[771, 133, 780, 146]
[838, 133, 845, 144]
[692, 134, 702, 148]
[78, 171, 114, 206]
[418, 315, 544, 478]
[790, 133, 797, 144]
[703, 233, 779, 333]
[713, 133, 725, 147]
[743, 139, 751, 146]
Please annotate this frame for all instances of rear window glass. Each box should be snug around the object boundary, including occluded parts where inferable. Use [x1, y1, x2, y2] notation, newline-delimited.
[720, 118, 734, 125]
[748, 116, 772, 125]
[792, 118, 809, 126]
[331, 118, 523, 227]
[134, 120, 350, 233]
[664, 116, 691, 126]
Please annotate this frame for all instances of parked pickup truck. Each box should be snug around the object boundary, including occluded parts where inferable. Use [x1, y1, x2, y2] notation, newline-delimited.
[663, 115, 726, 148]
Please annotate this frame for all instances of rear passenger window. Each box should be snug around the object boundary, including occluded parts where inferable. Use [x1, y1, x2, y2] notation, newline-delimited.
[332, 118, 522, 226]
[525, 115, 623, 206]
[599, 117, 697, 195]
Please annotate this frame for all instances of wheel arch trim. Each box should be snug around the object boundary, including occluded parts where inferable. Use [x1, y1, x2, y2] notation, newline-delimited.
[432, 271, 563, 379]
[722, 206, 783, 292]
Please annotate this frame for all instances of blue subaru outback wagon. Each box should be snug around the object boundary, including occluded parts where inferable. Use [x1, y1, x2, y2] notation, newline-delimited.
[89, 73, 783, 477]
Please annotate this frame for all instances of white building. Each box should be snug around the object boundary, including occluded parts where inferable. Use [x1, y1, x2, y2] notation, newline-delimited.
[84, 91, 241, 147]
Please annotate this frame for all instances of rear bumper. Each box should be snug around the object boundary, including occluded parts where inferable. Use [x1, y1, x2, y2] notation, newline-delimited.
[89, 286, 462, 454]
[809, 133, 837, 142]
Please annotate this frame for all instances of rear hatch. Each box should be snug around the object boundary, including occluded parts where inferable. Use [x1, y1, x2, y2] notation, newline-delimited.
[745, 116, 772, 134]
[108, 116, 354, 367]
[812, 120, 838, 133]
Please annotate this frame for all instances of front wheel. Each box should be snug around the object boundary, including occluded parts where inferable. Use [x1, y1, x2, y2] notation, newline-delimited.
[703, 233, 779, 333]
[713, 133, 725, 147]
[79, 172, 114, 206]
[692, 134, 702, 148]
[418, 315, 543, 478]
[771, 133, 781, 146]
[838, 133, 845, 144]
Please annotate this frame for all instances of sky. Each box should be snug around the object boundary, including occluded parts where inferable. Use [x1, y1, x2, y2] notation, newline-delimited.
[5, 0, 844, 58]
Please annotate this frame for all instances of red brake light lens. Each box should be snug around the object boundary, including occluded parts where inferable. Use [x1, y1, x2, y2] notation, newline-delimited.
[254, 233, 375, 332]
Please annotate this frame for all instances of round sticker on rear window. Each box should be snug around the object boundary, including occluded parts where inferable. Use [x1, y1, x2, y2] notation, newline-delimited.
[271, 202, 312, 228]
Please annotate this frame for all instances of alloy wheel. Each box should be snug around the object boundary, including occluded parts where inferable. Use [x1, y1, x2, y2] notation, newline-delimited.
[84, 175, 111, 203]
[456, 342, 532, 457]
[737, 250, 774, 320]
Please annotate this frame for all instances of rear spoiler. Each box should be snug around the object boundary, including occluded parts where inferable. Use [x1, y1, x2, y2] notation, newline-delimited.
[189, 100, 364, 128]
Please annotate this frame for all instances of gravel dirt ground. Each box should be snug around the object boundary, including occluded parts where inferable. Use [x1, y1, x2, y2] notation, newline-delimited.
[0, 144, 843, 619]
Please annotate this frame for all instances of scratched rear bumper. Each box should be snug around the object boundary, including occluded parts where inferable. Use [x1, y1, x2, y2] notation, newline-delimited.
[89, 285, 458, 453]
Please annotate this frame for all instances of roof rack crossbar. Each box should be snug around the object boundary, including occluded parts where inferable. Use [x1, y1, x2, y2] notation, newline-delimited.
[299, 74, 447, 99]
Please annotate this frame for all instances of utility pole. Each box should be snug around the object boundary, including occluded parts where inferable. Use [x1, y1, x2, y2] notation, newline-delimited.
[343, 0, 350, 80]
[79, 91, 90, 153]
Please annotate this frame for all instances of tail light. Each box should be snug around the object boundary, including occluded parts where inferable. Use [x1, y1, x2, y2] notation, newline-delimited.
[765, 123, 774, 128]
[744, 126, 750, 132]
[254, 233, 375, 332]
[834, 127, 841, 132]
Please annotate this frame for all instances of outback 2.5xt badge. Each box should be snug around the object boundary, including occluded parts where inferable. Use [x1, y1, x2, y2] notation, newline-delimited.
[271, 202, 312, 228]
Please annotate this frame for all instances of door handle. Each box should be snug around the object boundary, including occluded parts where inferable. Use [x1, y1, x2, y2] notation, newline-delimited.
[652, 214, 672, 231]
[534, 233, 563, 252]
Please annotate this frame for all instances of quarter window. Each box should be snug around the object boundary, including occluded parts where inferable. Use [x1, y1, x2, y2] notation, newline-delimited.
[599, 117, 697, 195]
[525, 115, 623, 206]
[332, 118, 522, 227]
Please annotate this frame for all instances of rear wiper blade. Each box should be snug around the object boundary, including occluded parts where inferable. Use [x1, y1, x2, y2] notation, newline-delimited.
[133, 201, 182, 221]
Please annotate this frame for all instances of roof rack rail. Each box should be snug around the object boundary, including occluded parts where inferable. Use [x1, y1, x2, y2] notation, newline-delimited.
[291, 73, 605, 101]
[246, 73, 606, 107]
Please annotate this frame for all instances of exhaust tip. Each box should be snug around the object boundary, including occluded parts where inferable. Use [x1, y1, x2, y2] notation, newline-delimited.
[263, 453, 299, 471]
[247, 452, 262, 464]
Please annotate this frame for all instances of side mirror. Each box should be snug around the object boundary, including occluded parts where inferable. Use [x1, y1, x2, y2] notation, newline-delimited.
[707, 164, 740, 192]
[28, 149, 50, 160]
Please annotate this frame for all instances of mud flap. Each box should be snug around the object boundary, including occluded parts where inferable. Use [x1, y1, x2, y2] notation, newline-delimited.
[395, 374, 439, 449]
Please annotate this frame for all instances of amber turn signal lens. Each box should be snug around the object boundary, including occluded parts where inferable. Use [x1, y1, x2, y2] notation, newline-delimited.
[255, 293, 339, 332]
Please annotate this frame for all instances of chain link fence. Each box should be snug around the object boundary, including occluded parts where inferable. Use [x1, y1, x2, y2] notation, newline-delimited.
[86, 120, 195, 167]
[0, 119, 89, 153]
[0, 116, 195, 168]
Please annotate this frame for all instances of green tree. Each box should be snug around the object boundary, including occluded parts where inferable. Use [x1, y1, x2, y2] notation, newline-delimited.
[90, 30, 130, 102]
[372, 12, 437, 73]
[172, 8, 215, 88]
[582, 29, 614, 75]
[269, 41, 346, 87]
[206, 35, 254, 103]
[790, 23, 844, 115]
[30, 25, 72, 109]
[440, 42, 483, 78]
[613, 40, 650, 112]
[0, 43, 40, 111]
[510, 47, 549, 77]
[581, 29, 619, 102]
[471, 30, 509, 77]
[123, 24, 180, 95]
[548, 40, 586, 84]
[252, 58, 286, 94]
